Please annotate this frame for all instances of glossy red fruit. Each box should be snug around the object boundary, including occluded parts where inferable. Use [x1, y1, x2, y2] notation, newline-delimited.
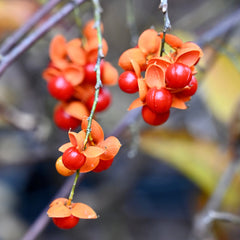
[142, 105, 170, 126]
[52, 215, 79, 229]
[165, 63, 192, 89]
[93, 158, 114, 172]
[175, 76, 198, 98]
[146, 87, 172, 113]
[84, 61, 104, 85]
[47, 76, 74, 101]
[118, 71, 138, 94]
[62, 147, 86, 170]
[54, 105, 81, 130]
[86, 87, 112, 112]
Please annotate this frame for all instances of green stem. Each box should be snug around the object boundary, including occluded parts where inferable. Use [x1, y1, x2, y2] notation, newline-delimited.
[67, 170, 80, 205]
[68, 0, 104, 203]
[84, 0, 104, 147]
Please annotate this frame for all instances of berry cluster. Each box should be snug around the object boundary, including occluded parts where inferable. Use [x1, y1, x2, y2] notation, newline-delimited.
[47, 198, 98, 229]
[48, 118, 121, 228]
[118, 29, 203, 125]
[56, 118, 121, 175]
[42, 20, 118, 130]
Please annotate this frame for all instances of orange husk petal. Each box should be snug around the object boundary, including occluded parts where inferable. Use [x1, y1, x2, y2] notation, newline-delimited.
[68, 130, 86, 149]
[64, 101, 89, 120]
[101, 61, 119, 86]
[67, 39, 87, 66]
[63, 65, 85, 86]
[81, 118, 104, 144]
[55, 156, 76, 177]
[68, 131, 79, 146]
[130, 59, 141, 77]
[49, 35, 68, 69]
[79, 157, 100, 173]
[175, 50, 202, 67]
[147, 57, 172, 70]
[138, 78, 148, 101]
[128, 98, 145, 111]
[83, 146, 105, 158]
[98, 136, 121, 160]
[83, 19, 103, 39]
[171, 95, 190, 109]
[42, 67, 61, 82]
[138, 29, 161, 55]
[181, 42, 203, 57]
[47, 204, 71, 218]
[159, 33, 183, 49]
[145, 64, 165, 89]
[74, 84, 95, 103]
[49, 198, 68, 207]
[58, 142, 73, 153]
[118, 48, 146, 71]
[71, 203, 98, 219]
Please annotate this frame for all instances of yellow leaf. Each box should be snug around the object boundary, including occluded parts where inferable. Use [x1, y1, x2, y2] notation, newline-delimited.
[202, 52, 240, 124]
[140, 129, 240, 209]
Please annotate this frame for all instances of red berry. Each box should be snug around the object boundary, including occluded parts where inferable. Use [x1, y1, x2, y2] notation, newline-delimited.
[86, 87, 112, 112]
[146, 87, 172, 113]
[52, 215, 79, 229]
[54, 105, 81, 130]
[93, 158, 114, 172]
[142, 105, 170, 126]
[165, 63, 192, 89]
[118, 71, 139, 94]
[62, 147, 86, 170]
[84, 61, 104, 85]
[47, 76, 74, 101]
[175, 76, 198, 98]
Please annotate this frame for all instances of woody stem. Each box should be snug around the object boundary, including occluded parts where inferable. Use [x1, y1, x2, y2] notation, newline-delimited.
[0, 0, 88, 77]
[159, 0, 171, 56]
[84, 0, 104, 147]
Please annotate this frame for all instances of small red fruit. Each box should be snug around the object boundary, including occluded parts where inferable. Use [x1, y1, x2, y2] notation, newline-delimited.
[93, 158, 114, 172]
[47, 76, 74, 101]
[52, 215, 79, 229]
[118, 71, 138, 94]
[142, 105, 170, 126]
[86, 87, 111, 112]
[84, 61, 104, 85]
[62, 147, 86, 170]
[175, 76, 198, 98]
[54, 105, 81, 130]
[146, 87, 172, 113]
[165, 63, 192, 89]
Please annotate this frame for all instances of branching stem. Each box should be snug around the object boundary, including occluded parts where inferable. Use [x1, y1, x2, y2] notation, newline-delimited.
[0, 0, 88, 77]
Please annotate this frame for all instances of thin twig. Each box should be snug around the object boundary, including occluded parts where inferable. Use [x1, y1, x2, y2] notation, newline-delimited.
[83, 0, 104, 146]
[0, 0, 88, 77]
[210, 211, 240, 225]
[159, 0, 171, 56]
[0, 0, 62, 55]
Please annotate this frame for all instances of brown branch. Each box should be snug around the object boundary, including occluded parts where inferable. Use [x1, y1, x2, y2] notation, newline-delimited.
[0, 0, 89, 77]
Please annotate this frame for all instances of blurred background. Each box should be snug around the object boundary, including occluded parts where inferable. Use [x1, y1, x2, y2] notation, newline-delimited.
[0, 0, 240, 239]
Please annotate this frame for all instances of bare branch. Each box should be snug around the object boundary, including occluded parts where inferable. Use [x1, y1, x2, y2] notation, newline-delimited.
[0, 0, 62, 55]
[0, 0, 88, 77]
